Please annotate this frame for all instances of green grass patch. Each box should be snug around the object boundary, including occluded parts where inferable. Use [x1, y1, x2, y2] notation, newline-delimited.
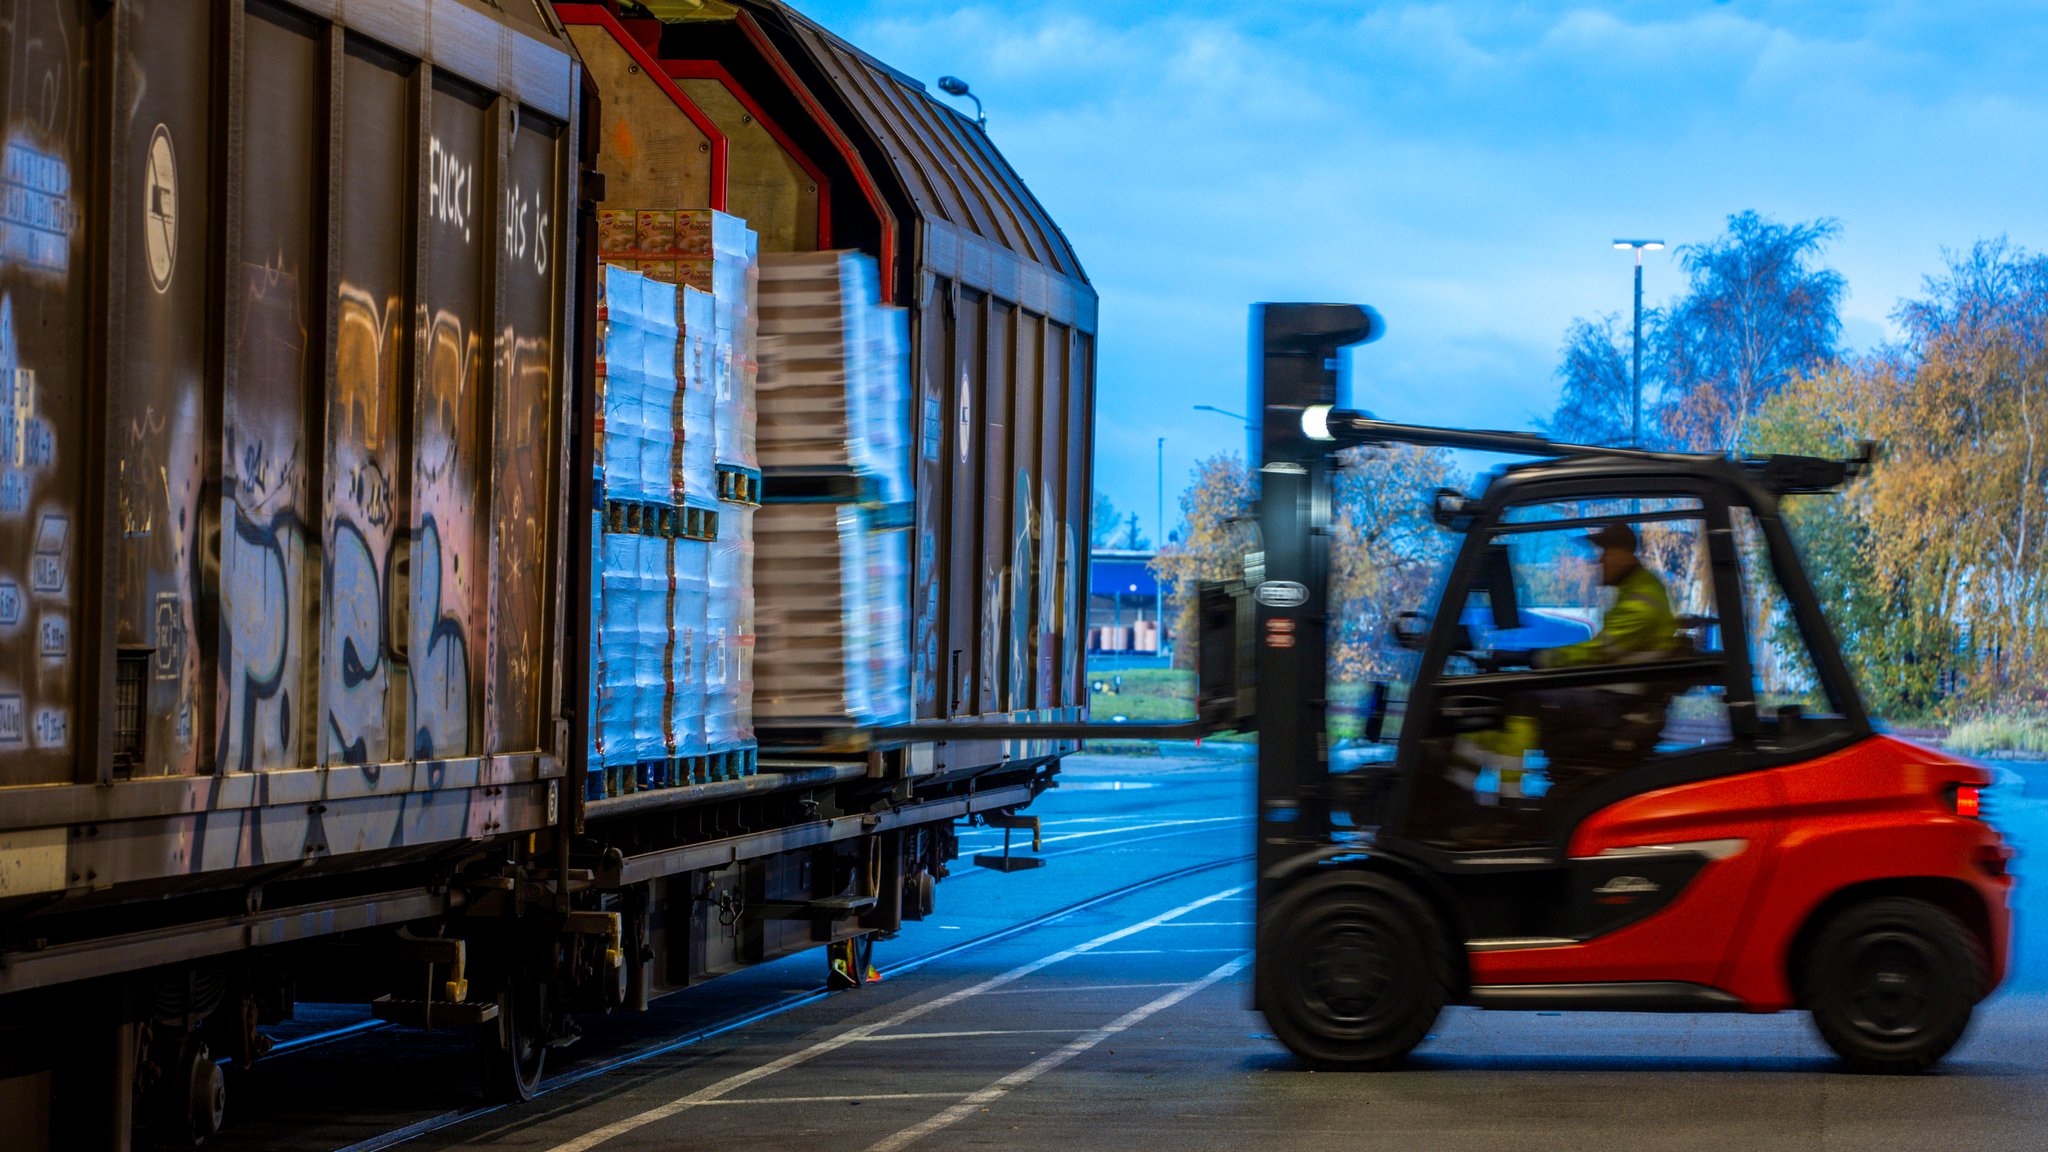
[1943, 711, 2048, 758]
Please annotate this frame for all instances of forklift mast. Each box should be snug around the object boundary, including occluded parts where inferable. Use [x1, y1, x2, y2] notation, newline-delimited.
[1249, 305, 1382, 895]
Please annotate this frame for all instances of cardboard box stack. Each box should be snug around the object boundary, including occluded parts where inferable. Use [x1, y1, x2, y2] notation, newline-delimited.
[752, 249, 912, 726]
[587, 218, 759, 799]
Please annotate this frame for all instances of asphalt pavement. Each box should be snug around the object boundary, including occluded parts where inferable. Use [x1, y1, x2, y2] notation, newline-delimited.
[220, 750, 2048, 1152]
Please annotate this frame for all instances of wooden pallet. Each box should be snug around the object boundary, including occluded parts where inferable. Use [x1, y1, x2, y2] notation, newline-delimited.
[600, 498, 718, 541]
[716, 464, 763, 506]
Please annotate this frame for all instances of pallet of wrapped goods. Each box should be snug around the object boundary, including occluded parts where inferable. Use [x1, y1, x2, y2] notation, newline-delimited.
[752, 503, 909, 725]
[755, 250, 911, 502]
[705, 504, 756, 778]
[597, 208, 758, 476]
[598, 265, 680, 505]
[674, 287, 718, 511]
[668, 537, 708, 753]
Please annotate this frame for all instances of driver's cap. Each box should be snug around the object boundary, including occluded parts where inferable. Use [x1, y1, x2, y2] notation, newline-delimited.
[1586, 521, 1637, 552]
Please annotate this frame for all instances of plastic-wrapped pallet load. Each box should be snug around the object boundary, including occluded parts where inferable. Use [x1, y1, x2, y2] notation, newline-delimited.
[755, 250, 912, 502]
[598, 530, 639, 789]
[753, 504, 908, 724]
[598, 265, 681, 505]
[706, 505, 755, 756]
[635, 533, 669, 782]
[668, 537, 709, 770]
[675, 287, 717, 510]
[596, 208, 758, 475]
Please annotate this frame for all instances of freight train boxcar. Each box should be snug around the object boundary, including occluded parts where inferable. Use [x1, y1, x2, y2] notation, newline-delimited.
[0, 2, 1094, 1147]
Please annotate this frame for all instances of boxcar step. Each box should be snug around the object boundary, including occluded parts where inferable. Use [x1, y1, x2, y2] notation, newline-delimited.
[369, 995, 498, 1028]
[749, 894, 878, 920]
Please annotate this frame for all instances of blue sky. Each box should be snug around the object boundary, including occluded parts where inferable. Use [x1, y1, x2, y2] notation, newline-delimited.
[794, 0, 2048, 543]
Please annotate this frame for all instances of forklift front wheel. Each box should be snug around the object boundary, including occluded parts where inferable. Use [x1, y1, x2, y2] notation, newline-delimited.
[1257, 870, 1451, 1070]
[1803, 896, 1985, 1074]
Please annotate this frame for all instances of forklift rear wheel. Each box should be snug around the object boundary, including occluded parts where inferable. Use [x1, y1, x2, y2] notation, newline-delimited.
[1804, 896, 1984, 1074]
[1257, 870, 1450, 1070]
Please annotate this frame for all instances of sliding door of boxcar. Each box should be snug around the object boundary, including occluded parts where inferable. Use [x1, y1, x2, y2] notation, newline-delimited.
[218, 1, 323, 774]
[1009, 309, 1042, 710]
[112, 1, 221, 780]
[411, 74, 493, 761]
[977, 299, 1012, 715]
[489, 110, 564, 754]
[944, 286, 982, 718]
[1035, 319, 1067, 709]
[324, 36, 415, 768]
[0, 0, 92, 785]
[1064, 329, 1092, 707]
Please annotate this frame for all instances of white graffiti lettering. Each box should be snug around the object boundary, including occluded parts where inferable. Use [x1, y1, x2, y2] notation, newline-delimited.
[503, 186, 551, 276]
[428, 136, 474, 244]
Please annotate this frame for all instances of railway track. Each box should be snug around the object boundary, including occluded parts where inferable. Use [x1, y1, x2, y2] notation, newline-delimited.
[254, 820, 1254, 1152]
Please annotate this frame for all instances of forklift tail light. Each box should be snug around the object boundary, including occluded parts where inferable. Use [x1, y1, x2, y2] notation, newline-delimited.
[1954, 785, 1982, 818]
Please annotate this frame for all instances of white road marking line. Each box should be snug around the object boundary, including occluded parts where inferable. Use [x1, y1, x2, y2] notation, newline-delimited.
[539, 882, 1249, 1152]
[861, 952, 1253, 1152]
[981, 982, 1188, 996]
[698, 1093, 962, 1107]
[1088, 947, 1244, 955]
[853, 1029, 1081, 1042]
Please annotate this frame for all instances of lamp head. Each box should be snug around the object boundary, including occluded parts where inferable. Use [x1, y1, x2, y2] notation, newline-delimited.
[938, 75, 971, 96]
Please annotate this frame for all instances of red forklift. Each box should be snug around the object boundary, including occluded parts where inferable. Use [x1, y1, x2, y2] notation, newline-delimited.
[890, 302, 2014, 1073]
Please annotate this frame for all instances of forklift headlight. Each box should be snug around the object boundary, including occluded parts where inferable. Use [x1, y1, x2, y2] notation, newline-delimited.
[1302, 404, 1334, 441]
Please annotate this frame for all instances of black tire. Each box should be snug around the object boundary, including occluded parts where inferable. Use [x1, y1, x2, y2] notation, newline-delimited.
[476, 973, 548, 1102]
[1256, 870, 1451, 1070]
[1804, 897, 1985, 1074]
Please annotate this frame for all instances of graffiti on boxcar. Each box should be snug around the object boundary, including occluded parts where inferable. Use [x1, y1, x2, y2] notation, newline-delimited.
[217, 260, 313, 773]
[411, 307, 483, 759]
[488, 324, 554, 748]
[218, 505, 304, 772]
[325, 282, 406, 767]
[1039, 476, 1058, 705]
[410, 514, 472, 758]
[1010, 468, 1036, 708]
[428, 135, 474, 244]
[503, 184, 550, 276]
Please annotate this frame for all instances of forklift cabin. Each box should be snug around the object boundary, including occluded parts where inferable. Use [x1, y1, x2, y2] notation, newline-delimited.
[1243, 302, 2010, 1074]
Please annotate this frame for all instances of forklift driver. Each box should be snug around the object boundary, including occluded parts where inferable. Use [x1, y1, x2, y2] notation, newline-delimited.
[1533, 521, 1680, 672]
[1453, 521, 1683, 840]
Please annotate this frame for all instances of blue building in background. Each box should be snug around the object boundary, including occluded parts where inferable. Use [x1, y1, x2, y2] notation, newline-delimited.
[1088, 548, 1167, 664]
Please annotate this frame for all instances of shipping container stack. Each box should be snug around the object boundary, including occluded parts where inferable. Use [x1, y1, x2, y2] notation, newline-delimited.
[752, 251, 914, 731]
[589, 210, 760, 800]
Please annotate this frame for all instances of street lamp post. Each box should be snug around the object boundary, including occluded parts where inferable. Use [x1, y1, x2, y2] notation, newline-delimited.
[1155, 436, 1165, 659]
[936, 76, 985, 129]
[1612, 239, 1665, 447]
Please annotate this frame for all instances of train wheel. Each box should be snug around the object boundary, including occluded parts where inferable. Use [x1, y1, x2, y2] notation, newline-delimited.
[1805, 897, 1983, 1074]
[150, 1037, 225, 1146]
[476, 973, 548, 1102]
[1256, 870, 1450, 1070]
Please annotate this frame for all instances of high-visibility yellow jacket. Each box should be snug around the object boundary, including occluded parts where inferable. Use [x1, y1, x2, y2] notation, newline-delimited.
[1542, 564, 1679, 668]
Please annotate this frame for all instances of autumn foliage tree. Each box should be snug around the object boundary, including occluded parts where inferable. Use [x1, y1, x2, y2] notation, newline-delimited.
[1150, 454, 1255, 671]
[1150, 446, 1458, 681]
[1747, 240, 2048, 716]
